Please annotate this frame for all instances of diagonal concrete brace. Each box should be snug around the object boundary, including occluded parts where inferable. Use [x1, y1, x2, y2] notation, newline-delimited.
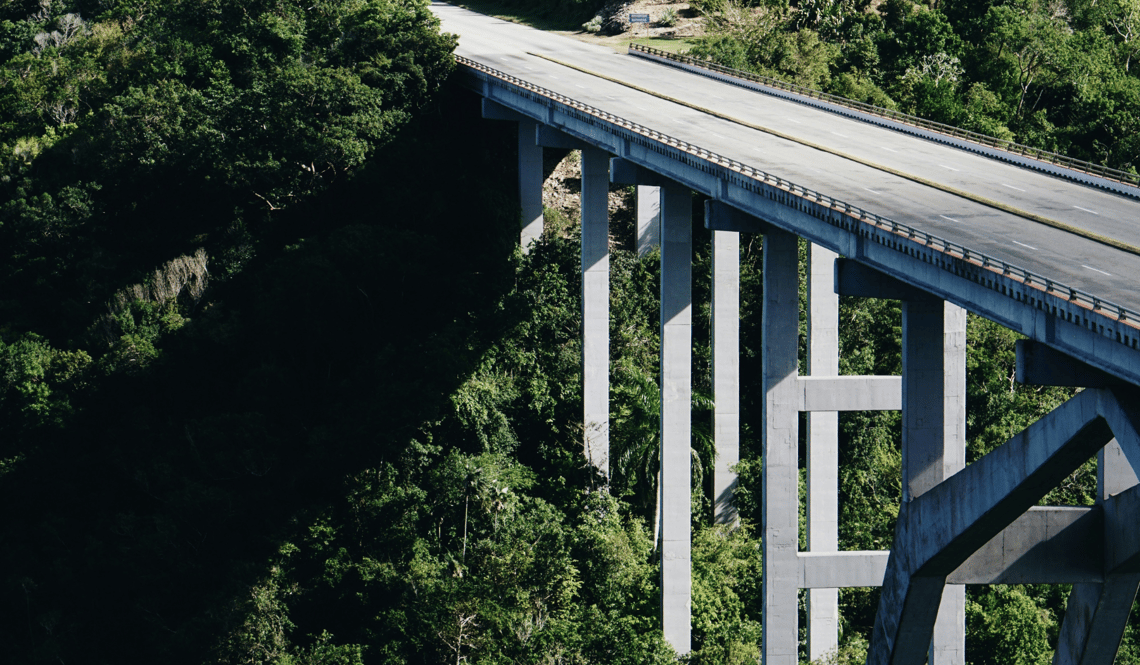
[869, 388, 1117, 665]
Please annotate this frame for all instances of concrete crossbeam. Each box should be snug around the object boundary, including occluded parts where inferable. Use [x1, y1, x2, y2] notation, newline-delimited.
[807, 242, 840, 661]
[712, 227, 740, 525]
[797, 376, 901, 411]
[869, 388, 1117, 665]
[660, 181, 693, 655]
[800, 551, 890, 588]
[481, 99, 544, 252]
[1017, 340, 1130, 388]
[535, 124, 589, 150]
[799, 507, 1104, 589]
[836, 259, 935, 301]
[609, 157, 667, 187]
[581, 147, 610, 476]
[947, 506, 1102, 584]
[762, 226, 800, 665]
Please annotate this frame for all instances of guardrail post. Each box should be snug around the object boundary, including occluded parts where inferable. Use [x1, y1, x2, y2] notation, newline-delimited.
[582, 147, 611, 476]
[661, 181, 693, 654]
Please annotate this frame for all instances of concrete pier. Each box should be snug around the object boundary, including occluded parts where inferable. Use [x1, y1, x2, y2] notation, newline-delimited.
[762, 227, 800, 665]
[807, 243, 840, 660]
[581, 147, 610, 476]
[902, 299, 967, 665]
[712, 229, 740, 526]
[638, 185, 661, 256]
[660, 182, 693, 654]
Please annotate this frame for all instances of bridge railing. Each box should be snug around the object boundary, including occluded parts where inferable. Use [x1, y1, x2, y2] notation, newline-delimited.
[629, 43, 1140, 190]
[454, 54, 1140, 328]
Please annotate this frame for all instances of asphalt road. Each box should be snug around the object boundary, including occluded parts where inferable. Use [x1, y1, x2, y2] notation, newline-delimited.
[431, 2, 1140, 313]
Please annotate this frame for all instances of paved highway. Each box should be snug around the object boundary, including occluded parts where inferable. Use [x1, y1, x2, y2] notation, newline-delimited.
[432, 2, 1140, 313]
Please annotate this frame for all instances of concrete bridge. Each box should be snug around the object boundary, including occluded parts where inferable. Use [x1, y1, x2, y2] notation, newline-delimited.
[431, 4, 1140, 663]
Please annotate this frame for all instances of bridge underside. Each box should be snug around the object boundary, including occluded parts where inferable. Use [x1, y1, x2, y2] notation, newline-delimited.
[473, 65, 1140, 664]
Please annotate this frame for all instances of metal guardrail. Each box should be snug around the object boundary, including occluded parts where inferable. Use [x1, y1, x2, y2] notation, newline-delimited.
[630, 44, 1140, 190]
[454, 54, 1140, 329]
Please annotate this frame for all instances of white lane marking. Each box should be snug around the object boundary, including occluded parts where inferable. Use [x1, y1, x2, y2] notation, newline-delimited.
[881, 146, 898, 153]
[575, 84, 586, 88]
[1074, 205, 1100, 215]
[831, 131, 848, 138]
[524, 66, 534, 70]
[634, 105, 648, 110]
[708, 132, 727, 139]
[786, 117, 802, 123]
[939, 164, 960, 172]
[863, 187, 882, 195]
[939, 214, 962, 223]
[1012, 240, 1038, 250]
[1083, 265, 1112, 276]
[711, 94, 724, 100]
[1001, 183, 1026, 192]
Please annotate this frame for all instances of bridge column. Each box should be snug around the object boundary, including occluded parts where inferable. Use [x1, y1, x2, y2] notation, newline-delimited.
[903, 299, 967, 665]
[479, 100, 544, 252]
[660, 181, 693, 654]
[807, 243, 840, 660]
[712, 228, 739, 526]
[581, 147, 610, 476]
[638, 186, 661, 256]
[762, 227, 800, 665]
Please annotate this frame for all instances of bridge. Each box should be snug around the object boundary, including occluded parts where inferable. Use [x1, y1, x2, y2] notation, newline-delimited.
[430, 3, 1140, 664]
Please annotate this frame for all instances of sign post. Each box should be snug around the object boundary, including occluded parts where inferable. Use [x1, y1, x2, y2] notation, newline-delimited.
[629, 13, 650, 39]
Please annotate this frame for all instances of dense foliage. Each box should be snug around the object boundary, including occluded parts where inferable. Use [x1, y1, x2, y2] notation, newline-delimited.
[690, 0, 1140, 172]
[0, 0, 1132, 663]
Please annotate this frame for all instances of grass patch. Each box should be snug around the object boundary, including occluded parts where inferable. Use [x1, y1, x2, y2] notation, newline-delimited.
[628, 37, 697, 54]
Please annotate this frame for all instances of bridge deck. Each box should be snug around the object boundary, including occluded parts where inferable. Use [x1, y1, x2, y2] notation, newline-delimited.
[433, 2, 1140, 316]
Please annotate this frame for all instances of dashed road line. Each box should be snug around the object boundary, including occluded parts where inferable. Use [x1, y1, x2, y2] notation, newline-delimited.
[939, 215, 962, 223]
[1002, 183, 1026, 192]
[831, 131, 848, 138]
[1012, 240, 1038, 250]
[786, 117, 802, 123]
[1083, 265, 1112, 276]
[523, 51, 1140, 258]
[863, 187, 882, 195]
[880, 146, 898, 152]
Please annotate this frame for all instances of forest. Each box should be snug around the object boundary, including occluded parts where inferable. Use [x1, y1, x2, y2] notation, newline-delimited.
[0, 0, 1135, 663]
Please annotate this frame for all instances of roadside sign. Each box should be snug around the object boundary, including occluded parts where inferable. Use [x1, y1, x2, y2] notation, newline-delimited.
[629, 13, 651, 23]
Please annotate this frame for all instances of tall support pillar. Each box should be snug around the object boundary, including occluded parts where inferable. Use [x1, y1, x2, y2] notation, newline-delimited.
[518, 119, 543, 251]
[581, 147, 610, 475]
[712, 229, 740, 526]
[902, 299, 967, 665]
[638, 185, 661, 256]
[762, 227, 800, 665]
[807, 243, 840, 660]
[660, 182, 693, 654]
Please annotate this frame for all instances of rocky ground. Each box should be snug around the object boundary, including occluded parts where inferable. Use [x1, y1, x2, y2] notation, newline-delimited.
[541, 149, 638, 251]
[559, 1, 704, 50]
